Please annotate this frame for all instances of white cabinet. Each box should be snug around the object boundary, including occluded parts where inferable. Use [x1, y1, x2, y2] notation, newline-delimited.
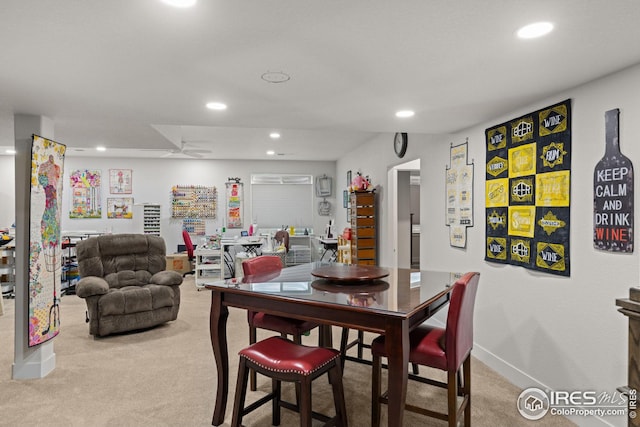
[0, 246, 15, 297]
[195, 248, 223, 289]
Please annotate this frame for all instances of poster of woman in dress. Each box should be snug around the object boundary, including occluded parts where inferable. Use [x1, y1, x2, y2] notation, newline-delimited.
[109, 169, 132, 194]
[29, 135, 66, 346]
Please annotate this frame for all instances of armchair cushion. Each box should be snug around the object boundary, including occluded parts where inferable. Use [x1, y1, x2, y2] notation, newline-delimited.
[151, 270, 183, 286]
[98, 284, 175, 316]
[75, 276, 109, 298]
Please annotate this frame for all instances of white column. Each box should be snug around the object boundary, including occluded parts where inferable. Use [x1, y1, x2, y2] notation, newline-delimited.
[12, 114, 56, 379]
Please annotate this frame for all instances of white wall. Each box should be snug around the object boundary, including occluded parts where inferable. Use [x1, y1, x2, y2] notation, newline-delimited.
[336, 64, 640, 426]
[0, 152, 335, 254]
[3, 62, 639, 425]
[335, 133, 444, 267]
[0, 111, 16, 228]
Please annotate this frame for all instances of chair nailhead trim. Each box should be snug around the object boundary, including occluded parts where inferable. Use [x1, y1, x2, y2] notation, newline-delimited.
[241, 353, 339, 376]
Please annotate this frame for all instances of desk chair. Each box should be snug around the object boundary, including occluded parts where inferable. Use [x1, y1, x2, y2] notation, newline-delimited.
[231, 336, 349, 427]
[242, 256, 320, 391]
[370, 272, 480, 427]
[181, 230, 195, 277]
[274, 230, 290, 265]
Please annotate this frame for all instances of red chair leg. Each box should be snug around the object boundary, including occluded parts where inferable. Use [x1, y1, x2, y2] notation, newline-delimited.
[463, 356, 471, 426]
[272, 377, 281, 426]
[231, 357, 249, 427]
[447, 369, 458, 427]
[371, 353, 382, 427]
[299, 376, 313, 427]
[249, 326, 257, 391]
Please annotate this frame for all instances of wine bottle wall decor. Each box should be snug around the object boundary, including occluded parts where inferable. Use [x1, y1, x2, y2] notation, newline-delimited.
[594, 108, 634, 252]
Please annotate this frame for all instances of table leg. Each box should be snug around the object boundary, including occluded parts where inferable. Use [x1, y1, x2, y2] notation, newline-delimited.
[384, 320, 409, 427]
[210, 291, 230, 426]
[319, 324, 333, 348]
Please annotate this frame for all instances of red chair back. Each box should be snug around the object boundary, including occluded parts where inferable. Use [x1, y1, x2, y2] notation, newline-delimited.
[182, 230, 194, 260]
[445, 272, 480, 371]
[242, 255, 283, 276]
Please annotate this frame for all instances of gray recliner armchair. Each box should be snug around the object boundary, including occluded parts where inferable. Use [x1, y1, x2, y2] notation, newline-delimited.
[75, 234, 182, 337]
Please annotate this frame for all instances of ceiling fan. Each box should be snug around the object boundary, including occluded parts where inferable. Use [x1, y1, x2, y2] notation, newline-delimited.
[145, 141, 212, 158]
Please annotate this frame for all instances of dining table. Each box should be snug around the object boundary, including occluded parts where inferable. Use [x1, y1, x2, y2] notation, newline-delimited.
[204, 261, 461, 427]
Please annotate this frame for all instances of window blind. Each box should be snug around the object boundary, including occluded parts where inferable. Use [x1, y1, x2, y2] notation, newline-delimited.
[251, 175, 313, 228]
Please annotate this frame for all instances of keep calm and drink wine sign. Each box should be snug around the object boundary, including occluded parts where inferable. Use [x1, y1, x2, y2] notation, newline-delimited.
[594, 108, 634, 252]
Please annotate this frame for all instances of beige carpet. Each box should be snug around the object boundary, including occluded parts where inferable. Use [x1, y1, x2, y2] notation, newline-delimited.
[0, 277, 575, 427]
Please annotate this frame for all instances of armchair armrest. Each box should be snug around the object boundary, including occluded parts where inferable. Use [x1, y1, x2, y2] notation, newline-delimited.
[76, 276, 109, 298]
[151, 270, 183, 286]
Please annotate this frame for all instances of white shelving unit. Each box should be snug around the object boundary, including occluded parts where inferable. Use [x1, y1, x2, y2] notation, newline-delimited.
[0, 246, 15, 298]
[135, 203, 161, 236]
[194, 248, 223, 289]
[287, 235, 312, 266]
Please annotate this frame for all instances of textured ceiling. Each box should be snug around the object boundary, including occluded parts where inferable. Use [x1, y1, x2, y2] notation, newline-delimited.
[1, 0, 639, 160]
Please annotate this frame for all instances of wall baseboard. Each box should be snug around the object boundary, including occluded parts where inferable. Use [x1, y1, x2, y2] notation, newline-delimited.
[472, 344, 618, 427]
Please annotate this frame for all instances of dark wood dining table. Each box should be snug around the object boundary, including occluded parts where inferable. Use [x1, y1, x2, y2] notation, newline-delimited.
[205, 261, 460, 427]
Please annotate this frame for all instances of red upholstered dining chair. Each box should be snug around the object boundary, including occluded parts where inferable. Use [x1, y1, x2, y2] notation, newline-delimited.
[242, 255, 320, 391]
[182, 229, 195, 277]
[370, 272, 480, 427]
[231, 336, 349, 427]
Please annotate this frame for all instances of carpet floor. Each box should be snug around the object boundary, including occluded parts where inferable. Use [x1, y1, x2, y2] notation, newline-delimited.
[0, 277, 575, 426]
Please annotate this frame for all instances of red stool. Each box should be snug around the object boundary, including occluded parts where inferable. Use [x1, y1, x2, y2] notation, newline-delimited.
[231, 336, 349, 427]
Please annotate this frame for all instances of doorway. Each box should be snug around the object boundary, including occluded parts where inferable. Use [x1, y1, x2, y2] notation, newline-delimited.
[387, 159, 420, 269]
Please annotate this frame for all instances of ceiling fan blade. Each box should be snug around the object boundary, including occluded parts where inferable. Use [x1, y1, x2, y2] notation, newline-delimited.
[183, 151, 204, 158]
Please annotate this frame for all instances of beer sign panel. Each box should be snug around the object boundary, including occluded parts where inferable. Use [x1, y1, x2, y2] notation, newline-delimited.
[485, 99, 571, 276]
[445, 141, 474, 248]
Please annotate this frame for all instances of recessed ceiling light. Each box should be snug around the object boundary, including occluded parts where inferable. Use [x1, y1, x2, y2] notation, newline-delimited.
[160, 0, 197, 8]
[266, 150, 275, 155]
[96, 146, 106, 152]
[395, 110, 415, 118]
[206, 102, 227, 110]
[6, 149, 16, 154]
[517, 22, 553, 39]
[269, 132, 281, 139]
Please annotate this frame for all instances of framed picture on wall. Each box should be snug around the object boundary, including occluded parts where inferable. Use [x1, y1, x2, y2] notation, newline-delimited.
[106, 197, 134, 219]
[347, 170, 352, 188]
[343, 190, 348, 208]
[109, 169, 132, 194]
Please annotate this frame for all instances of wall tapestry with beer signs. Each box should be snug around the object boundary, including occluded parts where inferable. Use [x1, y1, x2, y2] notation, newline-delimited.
[485, 99, 571, 276]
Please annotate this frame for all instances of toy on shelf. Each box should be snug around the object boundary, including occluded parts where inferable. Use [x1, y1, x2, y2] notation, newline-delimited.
[349, 172, 372, 192]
